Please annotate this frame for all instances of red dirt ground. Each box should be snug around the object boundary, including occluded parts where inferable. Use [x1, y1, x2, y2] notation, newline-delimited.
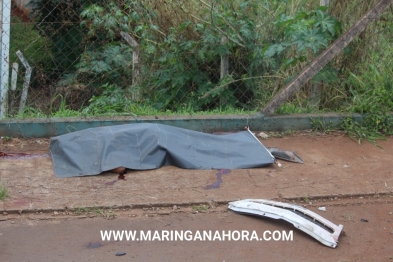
[1, 131, 393, 261]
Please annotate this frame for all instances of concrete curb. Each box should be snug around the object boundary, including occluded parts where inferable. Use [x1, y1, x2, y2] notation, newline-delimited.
[1, 191, 392, 214]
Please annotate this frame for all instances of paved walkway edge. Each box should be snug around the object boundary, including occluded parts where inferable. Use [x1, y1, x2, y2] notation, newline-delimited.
[1, 191, 392, 214]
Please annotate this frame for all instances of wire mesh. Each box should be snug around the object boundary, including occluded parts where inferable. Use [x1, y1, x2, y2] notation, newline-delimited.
[0, 0, 392, 124]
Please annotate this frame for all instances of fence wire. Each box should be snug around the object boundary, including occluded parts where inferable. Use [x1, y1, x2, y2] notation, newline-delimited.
[0, 0, 392, 122]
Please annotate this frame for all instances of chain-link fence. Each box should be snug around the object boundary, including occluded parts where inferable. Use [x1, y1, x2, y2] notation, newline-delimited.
[0, 0, 392, 121]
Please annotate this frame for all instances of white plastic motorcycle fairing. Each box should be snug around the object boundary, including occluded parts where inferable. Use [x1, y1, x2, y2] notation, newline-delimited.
[228, 199, 343, 248]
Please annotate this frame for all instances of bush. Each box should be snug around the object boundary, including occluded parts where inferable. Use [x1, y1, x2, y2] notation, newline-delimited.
[25, 0, 393, 116]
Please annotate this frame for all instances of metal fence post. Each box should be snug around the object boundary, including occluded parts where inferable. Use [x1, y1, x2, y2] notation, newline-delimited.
[16, 50, 32, 114]
[0, 0, 11, 118]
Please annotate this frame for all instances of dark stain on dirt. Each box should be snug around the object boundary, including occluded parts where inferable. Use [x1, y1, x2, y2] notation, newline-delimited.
[204, 169, 231, 190]
[105, 174, 127, 186]
[0, 152, 50, 160]
[105, 180, 118, 186]
[87, 242, 105, 249]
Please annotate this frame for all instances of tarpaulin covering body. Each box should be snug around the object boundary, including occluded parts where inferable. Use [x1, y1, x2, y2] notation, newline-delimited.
[50, 123, 275, 178]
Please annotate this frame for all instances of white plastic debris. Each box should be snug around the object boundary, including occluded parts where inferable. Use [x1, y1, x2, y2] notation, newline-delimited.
[318, 206, 327, 211]
[228, 199, 343, 248]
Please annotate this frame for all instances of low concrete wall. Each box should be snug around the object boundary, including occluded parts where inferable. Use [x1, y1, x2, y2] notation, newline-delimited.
[0, 113, 365, 138]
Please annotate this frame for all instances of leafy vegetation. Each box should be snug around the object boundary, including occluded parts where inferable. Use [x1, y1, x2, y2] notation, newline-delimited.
[9, 16, 52, 108]
[309, 112, 393, 146]
[345, 65, 393, 114]
[10, 16, 51, 67]
[81, 84, 135, 115]
[310, 117, 334, 133]
[15, 100, 253, 119]
[27, 0, 91, 72]
[340, 114, 393, 145]
[264, 7, 341, 69]
[11, 0, 393, 142]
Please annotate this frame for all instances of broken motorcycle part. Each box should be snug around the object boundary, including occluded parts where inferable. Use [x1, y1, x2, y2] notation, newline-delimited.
[267, 147, 304, 164]
[228, 199, 343, 248]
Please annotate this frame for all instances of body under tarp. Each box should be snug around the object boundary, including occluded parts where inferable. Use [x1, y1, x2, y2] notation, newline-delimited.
[50, 123, 275, 178]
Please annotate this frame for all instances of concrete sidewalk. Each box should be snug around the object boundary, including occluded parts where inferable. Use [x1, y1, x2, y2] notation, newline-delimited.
[1, 133, 392, 213]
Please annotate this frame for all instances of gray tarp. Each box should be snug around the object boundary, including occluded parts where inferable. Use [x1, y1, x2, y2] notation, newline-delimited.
[50, 123, 275, 178]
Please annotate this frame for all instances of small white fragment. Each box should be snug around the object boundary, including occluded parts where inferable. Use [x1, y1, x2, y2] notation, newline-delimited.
[343, 165, 350, 168]
[318, 207, 327, 211]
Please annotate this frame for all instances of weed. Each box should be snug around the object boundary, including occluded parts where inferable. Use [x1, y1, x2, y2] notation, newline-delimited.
[51, 95, 81, 118]
[73, 207, 91, 215]
[14, 106, 47, 119]
[267, 130, 297, 138]
[267, 132, 285, 138]
[302, 197, 309, 203]
[283, 130, 298, 136]
[310, 117, 335, 133]
[1, 136, 11, 141]
[107, 211, 117, 219]
[12, 102, 255, 119]
[275, 102, 315, 115]
[73, 208, 82, 215]
[363, 113, 393, 136]
[94, 208, 103, 216]
[192, 204, 209, 212]
[73, 206, 116, 219]
[9, 0, 393, 118]
[340, 114, 393, 145]
[0, 184, 9, 200]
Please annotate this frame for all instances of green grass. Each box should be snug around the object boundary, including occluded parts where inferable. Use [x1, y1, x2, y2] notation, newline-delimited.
[310, 117, 335, 133]
[276, 103, 312, 115]
[192, 204, 209, 212]
[11, 103, 257, 119]
[0, 183, 9, 201]
[72, 206, 117, 219]
[340, 114, 393, 146]
[73, 207, 91, 215]
[310, 113, 393, 146]
[5, 0, 393, 150]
